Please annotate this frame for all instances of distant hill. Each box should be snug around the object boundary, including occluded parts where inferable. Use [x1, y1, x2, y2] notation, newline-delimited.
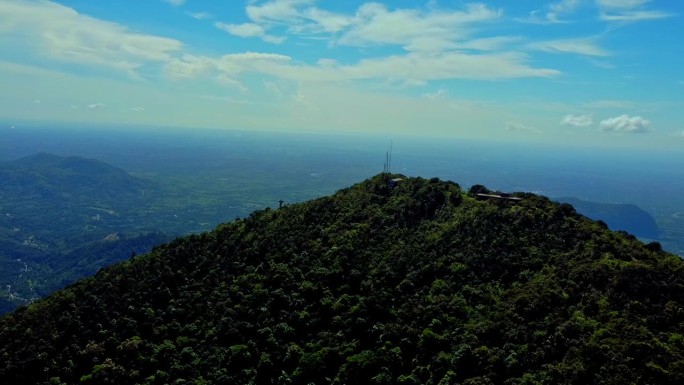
[1, 175, 682, 384]
[555, 197, 660, 240]
[0, 153, 166, 313]
[0, 152, 152, 201]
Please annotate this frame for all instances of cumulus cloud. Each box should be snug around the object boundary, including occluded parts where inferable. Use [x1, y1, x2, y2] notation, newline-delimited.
[599, 115, 651, 133]
[87, 103, 105, 109]
[161, 1, 557, 85]
[216, 22, 264, 37]
[242, 1, 503, 53]
[339, 3, 502, 52]
[131, 107, 145, 112]
[0, 1, 183, 75]
[561, 114, 594, 127]
[246, 0, 316, 24]
[214, 22, 285, 44]
[505, 121, 541, 134]
[546, 0, 581, 22]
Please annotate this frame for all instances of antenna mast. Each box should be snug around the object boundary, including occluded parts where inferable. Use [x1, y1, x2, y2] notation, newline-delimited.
[388, 141, 393, 174]
[382, 141, 394, 177]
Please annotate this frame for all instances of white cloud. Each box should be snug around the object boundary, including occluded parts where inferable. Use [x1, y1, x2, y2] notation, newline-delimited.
[587, 59, 615, 69]
[338, 3, 502, 52]
[165, 50, 559, 85]
[214, 22, 285, 44]
[216, 22, 265, 38]
[455, 36, 525, 51]
[336, 52, 557, 81]
[597, 0, 652, 9]
[187, 12, 212, 20]
[131, 107, 145, 112]
[264, 81, 285, 97]
[301, 8, 354, 33]
[244, 1, 503, 53]
[87, 103, 105, 109]
[317, 58, 337, 68]
[561, 114, 594, 127]
[0, 1, 183, 75]
[216, 76, 249, 93]
[422, 89, 447, 100]
[166, 52, 293, 83]
[246, 0, 316, 24]
[262, 35, 287, 44]
[599, 10, 673, 21]
[529, 38, 610, 57]
[547, 0, 581, 22]
[164, 0, 186, 6]
[505, 121, 541, 133]
[519, 1, 582, 24]
[596, 0, 674, 22]
[550, 0, 582, 13]
[599, 114, 651, 133]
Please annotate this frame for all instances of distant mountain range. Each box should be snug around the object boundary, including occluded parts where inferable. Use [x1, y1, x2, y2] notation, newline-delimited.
[1, 175, 682, 384]
[555, 197, 660, 240]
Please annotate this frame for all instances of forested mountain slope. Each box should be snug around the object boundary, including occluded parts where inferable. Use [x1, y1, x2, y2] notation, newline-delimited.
[0, 153, 167, 313]
[1, 175, 682, 384]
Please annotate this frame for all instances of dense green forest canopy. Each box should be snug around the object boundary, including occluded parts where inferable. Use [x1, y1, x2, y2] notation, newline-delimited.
[1, 175, 682, 384]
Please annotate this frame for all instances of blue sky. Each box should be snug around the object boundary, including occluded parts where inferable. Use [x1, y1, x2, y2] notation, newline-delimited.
[1, 0, 682, 146]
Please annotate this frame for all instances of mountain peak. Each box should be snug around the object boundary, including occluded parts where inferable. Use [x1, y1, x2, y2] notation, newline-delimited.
[1, 175, 682, 384]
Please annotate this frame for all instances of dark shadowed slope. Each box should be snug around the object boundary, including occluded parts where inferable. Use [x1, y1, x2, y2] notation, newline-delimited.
[1, 175, 682, 385]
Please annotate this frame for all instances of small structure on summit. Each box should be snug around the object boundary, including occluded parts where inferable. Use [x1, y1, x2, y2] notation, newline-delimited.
[475, 193, 523, 202]
[388, 178, 404, 188]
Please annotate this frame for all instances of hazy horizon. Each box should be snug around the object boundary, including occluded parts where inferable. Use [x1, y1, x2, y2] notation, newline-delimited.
[2, 123, 683, 254]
